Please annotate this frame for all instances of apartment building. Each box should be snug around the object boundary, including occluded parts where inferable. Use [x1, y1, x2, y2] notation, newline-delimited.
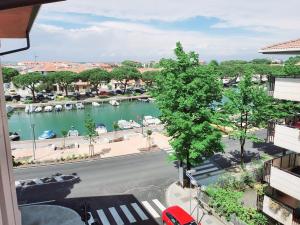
[259, 39, 300, 225]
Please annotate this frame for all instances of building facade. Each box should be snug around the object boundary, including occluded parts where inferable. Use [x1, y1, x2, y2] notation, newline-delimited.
[259, 39, 300, 225]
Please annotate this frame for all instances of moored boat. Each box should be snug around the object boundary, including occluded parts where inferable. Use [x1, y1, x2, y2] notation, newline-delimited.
[109, 99, 119, 106]
[75, 102, 84, 109]
[142, 115, 161, 126]
[44, 106, 53, 112]
[67, 126, 79, 137]
[6, 105, 13, 113]
[38, 130, 56, 140]
[92, 102, 100, 107]
[64, 103, 73, 110]
[25, 104, 35, 113]
[54, 105, 63, 112]
[34, 106, 43, 113]
[9, 132, 20, 141]
[117, 120, 132, 129]
[129, 120, 141, 128]
[95, 123, 107, 135]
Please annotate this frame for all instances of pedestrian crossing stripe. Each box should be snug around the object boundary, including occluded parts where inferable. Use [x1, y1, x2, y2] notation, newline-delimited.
[120, 205, 136, 223]
[91, 199, 166, 225]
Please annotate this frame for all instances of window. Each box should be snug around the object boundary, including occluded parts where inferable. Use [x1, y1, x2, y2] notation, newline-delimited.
[166, 213, 180, 225]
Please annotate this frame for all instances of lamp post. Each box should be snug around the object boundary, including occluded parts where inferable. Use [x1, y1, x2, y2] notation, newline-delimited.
[30, 123, 36, 161]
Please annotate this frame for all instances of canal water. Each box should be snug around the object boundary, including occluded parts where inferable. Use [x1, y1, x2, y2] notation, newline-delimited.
[8, 100, 160, 140]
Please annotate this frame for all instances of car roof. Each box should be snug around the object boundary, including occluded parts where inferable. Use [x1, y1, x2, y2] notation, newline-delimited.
[166, 206, 194, 224]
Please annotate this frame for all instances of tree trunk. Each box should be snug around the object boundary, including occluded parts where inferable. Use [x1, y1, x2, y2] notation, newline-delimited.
[240, 138, 245, 169]
[123, 81, 128, 94]
[31, 87, 36, 102]
[64, 85, 68, 97]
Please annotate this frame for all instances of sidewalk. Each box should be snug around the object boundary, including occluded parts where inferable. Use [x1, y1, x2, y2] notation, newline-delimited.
[165, 182, 225, 225]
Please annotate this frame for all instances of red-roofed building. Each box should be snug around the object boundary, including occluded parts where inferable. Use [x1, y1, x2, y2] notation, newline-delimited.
[259, 38, 300, 54]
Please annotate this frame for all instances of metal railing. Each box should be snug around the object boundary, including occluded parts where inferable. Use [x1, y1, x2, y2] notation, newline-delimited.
[263, 153, 300, 183]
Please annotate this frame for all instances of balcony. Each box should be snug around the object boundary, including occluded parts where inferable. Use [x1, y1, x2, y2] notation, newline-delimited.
[269, 77, 300, 102]
[260, 193, 300, 225]
[273, 124, 300, 154]
[263, 153, 300, 201]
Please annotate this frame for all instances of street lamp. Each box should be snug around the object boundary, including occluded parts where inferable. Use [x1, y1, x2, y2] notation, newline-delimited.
[30, 123, 36, 161]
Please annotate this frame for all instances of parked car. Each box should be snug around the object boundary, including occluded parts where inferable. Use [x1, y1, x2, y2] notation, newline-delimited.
[85, 91, 94, 98]
[11, 95, 21, 101]
[162, 206, 199, 225]
[46, 93, 55, 100]
[133, 88, 145, 94]
[72, 92, 80, 100]
[36, 93, 45, 101]
[115, 89, 123, 95]
[56, 93, 64, 100]
[5, 95, 12, 101]
[8, 89, 17, 95]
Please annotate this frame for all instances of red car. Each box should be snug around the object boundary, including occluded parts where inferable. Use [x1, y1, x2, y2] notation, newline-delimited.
[162, 206, 200, 225]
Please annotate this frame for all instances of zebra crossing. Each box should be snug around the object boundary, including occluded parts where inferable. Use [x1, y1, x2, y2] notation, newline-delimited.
[87, 199, 166, 225]
[163, 147, 174, 155]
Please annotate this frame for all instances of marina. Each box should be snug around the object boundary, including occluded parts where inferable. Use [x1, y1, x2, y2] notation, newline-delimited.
[8, 100, 160, 140]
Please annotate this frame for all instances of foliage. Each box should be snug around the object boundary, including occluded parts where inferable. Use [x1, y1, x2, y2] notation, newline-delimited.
[216, 173, 246, 191]
[84, 114, 97, 145]
[153, 42, 223, 169]
[80, 68, 110, 93]
[121, 60, 143, 68]
[250, 58, 272, 65]
[2, 67, 19, 83]
[61, 129, 68, 148]
[50, 71, 76, 96]
[142, 70, 160, 88]
[206, 187, 267, 225]
[112, 121, 119, 131]
[222, 70, 273, 168]
[284, 56, 300, 75]
[111, 66, 141, 93]
[13, 72, 43, 102]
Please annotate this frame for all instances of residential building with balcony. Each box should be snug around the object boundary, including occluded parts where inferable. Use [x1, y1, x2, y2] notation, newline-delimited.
[259, 38, 300, 225]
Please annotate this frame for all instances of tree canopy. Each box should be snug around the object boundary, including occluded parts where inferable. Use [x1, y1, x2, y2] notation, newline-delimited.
[112, 66, 141, 93]
[50, 71, 76, 96]
[13, 72, 43, 102]
[121, 60, 143, 68]
[153, 42, 224, 170]
[141, 70, 160, 88]
[2, 67, 19, 83]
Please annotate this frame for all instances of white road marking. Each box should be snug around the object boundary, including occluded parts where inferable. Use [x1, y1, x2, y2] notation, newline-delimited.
[120, 205, 136, 223]
[109, 207, 124, 225]
[87, 212, 95, 225]
[19, 200, 56, 207]
[152, 199, 166, 211]
[97, 209, 110, 225]
[142, 201, 160, 218]
[131, 203, 148, 221]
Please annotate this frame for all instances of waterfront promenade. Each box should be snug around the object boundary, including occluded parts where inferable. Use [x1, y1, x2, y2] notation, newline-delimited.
[11, 125, 170, 163]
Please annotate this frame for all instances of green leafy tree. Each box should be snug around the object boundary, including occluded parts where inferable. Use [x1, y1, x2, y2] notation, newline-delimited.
[13, 72, 43, 102]
[142, 70, 160, 88]
[2, 67, 19, 83]
[51, 71, 76, 96]
[153, 42, 224, 171]
[250, 58, 272, 65]
[61, 129, 68, 148]
[84, 114, 97, 156]
[82, 69, 110, 94]
[223, 70, 272, 168]
[112, 66, 141, 93]
[121, 60, 143, 68]
[284, 56, 300, 75]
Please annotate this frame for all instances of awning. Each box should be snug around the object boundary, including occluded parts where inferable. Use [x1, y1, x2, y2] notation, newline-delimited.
[0, 0, 64, 38]
[259, 38, 300, 55]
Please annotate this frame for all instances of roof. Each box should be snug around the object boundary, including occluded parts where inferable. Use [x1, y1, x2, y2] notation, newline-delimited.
[259, 39, 300, 54]
[0, 0, 64, 38]
[165, 206, 194, 224]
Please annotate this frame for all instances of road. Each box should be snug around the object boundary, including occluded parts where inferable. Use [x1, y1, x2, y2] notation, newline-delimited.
[14, 151, 178, 225]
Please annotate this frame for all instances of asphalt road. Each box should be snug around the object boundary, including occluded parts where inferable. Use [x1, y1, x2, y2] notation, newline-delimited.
[14, 151, 178, 225]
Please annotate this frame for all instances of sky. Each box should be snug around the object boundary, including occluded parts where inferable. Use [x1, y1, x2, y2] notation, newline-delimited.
[1, 0, 299, 63]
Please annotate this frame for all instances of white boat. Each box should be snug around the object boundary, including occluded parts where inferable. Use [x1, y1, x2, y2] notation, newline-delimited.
[67, 126, 79, 137]
[129, 120, 141, 128]
[118, 120, 133, 129]
[95, 123, 107, 135]
[44, 106, 53, 112]
[143, 116, 161, 126]
[75, 102, 84, 109]
[25, 104, 35, 113]
[138, 98, 149, 102]
[109, 99, 119, 106]
[64, 103, 73, 110]
[6, 105, 13, 113]
[92, 102, 100, 107]
[34, 106, 43, 113]
[54, 105, 63, 112]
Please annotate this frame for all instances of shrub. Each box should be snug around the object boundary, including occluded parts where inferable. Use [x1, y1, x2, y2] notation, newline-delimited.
[241, 171, 255, 187]
[206, 186, 267, 225]
[216, 173, 246, 191]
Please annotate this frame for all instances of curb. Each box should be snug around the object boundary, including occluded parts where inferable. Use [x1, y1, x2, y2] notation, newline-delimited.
[14, 149, 165, 170]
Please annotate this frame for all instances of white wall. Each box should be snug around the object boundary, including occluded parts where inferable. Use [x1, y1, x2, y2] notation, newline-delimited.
[274, 78, 300, 102]
[274, 124, 300, 154]
[270, 166, 300, 201]
[263, 195, 293, 225]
